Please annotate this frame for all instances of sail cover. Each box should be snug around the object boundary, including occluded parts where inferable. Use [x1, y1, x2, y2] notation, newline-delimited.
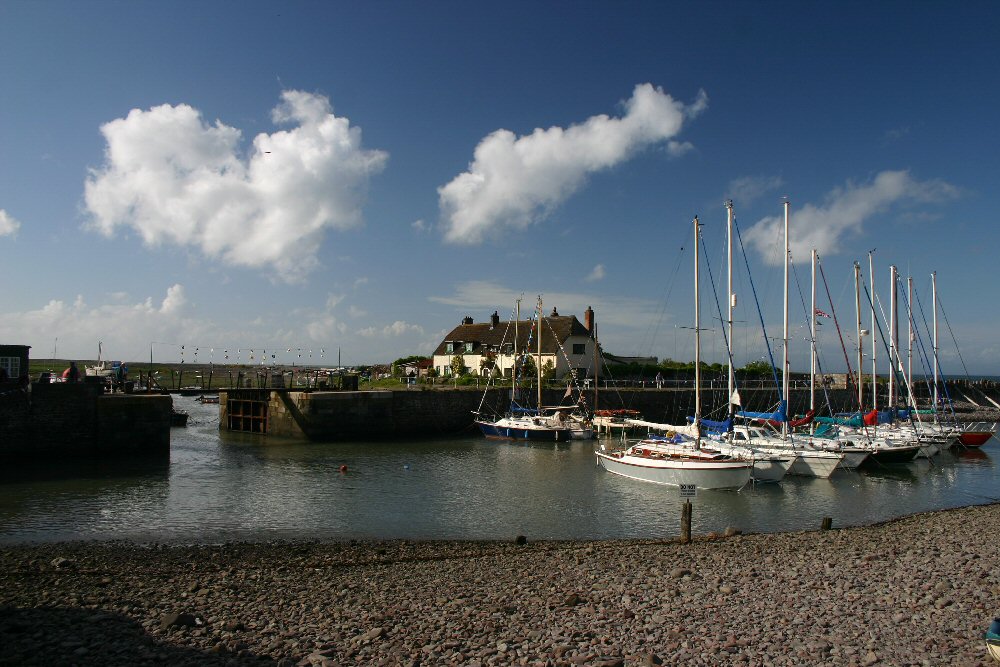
[815, 414, 864, 427]
[700, 417, 733, 432]
[624, 419, 700, 439]
[738, 400, 788, 423]
[763, 410, 815, 428]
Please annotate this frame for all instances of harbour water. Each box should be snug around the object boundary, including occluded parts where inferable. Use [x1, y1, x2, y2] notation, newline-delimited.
[1, 395, 998, 544]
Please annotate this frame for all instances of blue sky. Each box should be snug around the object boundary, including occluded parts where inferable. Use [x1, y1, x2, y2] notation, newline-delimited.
[2, 1, 998, 375]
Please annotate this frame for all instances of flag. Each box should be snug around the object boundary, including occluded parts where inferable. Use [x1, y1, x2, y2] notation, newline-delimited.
[815, 308, 831, 318]
[730, 390, 742, 406]
[563, 384, 573, 400]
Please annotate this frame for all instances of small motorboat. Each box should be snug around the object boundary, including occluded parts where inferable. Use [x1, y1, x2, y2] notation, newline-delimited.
[986, 617, 1000, 662]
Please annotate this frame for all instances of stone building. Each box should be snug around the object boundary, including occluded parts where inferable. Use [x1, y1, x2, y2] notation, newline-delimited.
[432, 306, 599, 381]
[0, 344, 30, 381]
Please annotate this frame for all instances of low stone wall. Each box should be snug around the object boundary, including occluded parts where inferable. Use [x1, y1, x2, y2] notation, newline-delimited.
[0, 382, 172, 461]
[219, 382, 1000, 441]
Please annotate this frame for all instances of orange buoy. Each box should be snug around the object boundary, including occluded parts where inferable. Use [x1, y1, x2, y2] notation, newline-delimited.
[339, 464, 348, 473]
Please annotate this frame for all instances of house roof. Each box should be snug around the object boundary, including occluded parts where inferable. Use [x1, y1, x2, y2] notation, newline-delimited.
[432, 315, 592, 357]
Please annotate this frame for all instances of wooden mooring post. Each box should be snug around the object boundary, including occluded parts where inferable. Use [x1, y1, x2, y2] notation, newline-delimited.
[821, 517, 833, 530]
[680, 500, 692, 544]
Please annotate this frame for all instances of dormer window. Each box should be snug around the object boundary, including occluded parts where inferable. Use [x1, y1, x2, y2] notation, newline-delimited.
[465, 342, 473, 353]
[446, 342, 454, 353]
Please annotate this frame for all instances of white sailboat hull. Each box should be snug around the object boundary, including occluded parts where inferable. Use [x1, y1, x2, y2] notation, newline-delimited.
[838, 449, 871, 469]
[595, 450, 751, 490]
[788, 450, 843, 478]
[748, 455, 795, 483]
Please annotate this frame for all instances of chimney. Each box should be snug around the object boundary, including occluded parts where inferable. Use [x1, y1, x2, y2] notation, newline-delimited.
[490, 311, 499, 329]
[585, 306, 594, 333]
[462, 316, 473, 325]
[550, 306, 559, 317]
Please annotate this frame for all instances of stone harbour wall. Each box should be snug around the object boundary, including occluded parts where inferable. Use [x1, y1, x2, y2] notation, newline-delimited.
[0, 382, 172, 461]
[221, 382, 1000, 441]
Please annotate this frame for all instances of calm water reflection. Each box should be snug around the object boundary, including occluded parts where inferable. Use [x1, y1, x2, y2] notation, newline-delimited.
[1, 396, 998, 544]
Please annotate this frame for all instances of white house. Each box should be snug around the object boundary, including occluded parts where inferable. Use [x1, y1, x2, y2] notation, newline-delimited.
[431, 307, 600, 381]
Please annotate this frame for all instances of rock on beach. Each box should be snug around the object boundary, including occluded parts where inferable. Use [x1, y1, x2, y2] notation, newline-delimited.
[1, 504, 999, 665]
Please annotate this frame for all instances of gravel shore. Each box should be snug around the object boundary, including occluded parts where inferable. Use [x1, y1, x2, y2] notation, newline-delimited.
[2, 503, 998, 666]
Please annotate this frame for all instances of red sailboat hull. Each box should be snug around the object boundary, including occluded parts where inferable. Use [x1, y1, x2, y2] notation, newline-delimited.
[959, 432, 992, 447]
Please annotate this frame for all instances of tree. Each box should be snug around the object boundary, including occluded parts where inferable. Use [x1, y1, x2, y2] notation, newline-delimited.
[741, 360, 774, 376]
[392, 355, 429, 376]
[518, 354, 537, 381]
[450, 352, 466, 377]
[479, 350, 498, 377]
[541, 359, 556, 382]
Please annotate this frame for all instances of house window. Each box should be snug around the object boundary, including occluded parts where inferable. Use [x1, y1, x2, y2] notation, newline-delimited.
[0, 357, 19, 378]
[464, 342, 473, 353]
[446, 342, 454, 353]
[572, 343, 586, 355]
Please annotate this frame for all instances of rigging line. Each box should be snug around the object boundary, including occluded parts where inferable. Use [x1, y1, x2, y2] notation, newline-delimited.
[912, 284, 960, 422]
[863, 283, 927, 438]
[898, 282, 947, 422]
[910, 283, 943, 399]
[733, 217, 782, 392]
[635, 229, 690, 359]
[937, 295, 974, 381]
[818, 260, 864, 415]
[478, 300, 523, 415]
[539, 315, 589, 411]
[699, 222, 742, 422]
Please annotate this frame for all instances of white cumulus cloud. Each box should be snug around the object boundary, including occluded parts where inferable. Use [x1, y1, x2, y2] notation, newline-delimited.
[438, 84, 707, 244]
[0, 209, 22, 237]
[585, 264, 606, 282]
[358, 321, 425, 338]
[0, 285, 196, 360]
[84, 91, 387, 282]
[743, 170, 958, 264]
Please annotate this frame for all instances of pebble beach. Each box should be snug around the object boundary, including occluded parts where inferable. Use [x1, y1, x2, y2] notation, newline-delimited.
[1, 503, 998, 666]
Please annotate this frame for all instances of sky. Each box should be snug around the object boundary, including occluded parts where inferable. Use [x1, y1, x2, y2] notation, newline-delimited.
[2, 1, 999, 376]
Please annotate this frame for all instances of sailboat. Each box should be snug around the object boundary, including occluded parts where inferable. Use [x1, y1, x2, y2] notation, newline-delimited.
[927, 272, 997, 447]
[474, 297, 573, 442]
[732, 201, 845, 477]
[819, 258, 918, 465]
[595, 215, 753, 490]
[701, 200, 795, 482]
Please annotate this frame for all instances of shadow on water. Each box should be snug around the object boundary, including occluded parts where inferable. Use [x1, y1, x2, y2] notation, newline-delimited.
[0, 453, 170, 485]
[954, 447, 991, 463]
[0, 606, 274, 666]
[856, 461, 922, 484]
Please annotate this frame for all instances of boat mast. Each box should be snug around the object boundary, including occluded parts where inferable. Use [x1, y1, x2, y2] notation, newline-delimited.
[726, 200, 735, 426]
[854, 262, 864, 409]
[592, 322, 599, 412]
[932, 271, 939, 410]
[869, 251, 877, 414]
[694, 215, 702, 450]
[782, 200, 790, 441]
[513, 298, 520, 401]
[889, 264, 898, 408]
[810, 248, 817, 434]
[537, 295, 543, 411]
[907, 275, 914, 402]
